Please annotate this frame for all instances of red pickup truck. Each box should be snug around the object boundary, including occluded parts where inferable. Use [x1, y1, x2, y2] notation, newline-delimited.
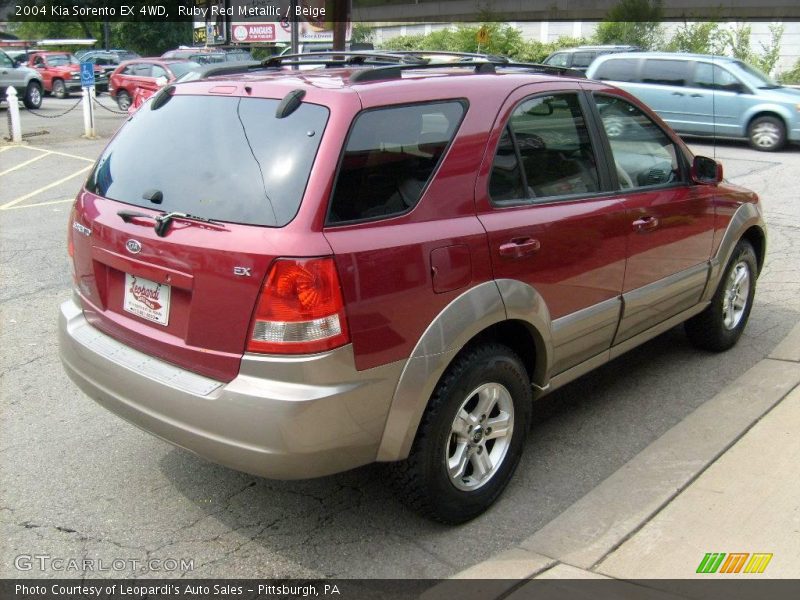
[26, 51, 108, 98]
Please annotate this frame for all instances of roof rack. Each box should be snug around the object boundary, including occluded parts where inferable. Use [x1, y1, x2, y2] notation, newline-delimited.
[348, 60, 585, 83]
[263, 51, 427, 68]
[386, 50, 510, 63]
[194, 61, 262, 79]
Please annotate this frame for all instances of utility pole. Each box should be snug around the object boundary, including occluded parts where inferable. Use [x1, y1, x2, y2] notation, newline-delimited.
[290, 0, 299, 54]
[332, 0, 349, 51]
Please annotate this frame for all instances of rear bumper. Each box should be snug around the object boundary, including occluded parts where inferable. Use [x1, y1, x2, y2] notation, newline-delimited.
[59, 298, 404, 479]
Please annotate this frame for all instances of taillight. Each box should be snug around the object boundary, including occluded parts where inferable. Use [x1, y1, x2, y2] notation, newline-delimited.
[247, 257, 350, 354]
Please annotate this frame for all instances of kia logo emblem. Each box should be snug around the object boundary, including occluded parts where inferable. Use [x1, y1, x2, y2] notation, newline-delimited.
[125, 239, 142, 254]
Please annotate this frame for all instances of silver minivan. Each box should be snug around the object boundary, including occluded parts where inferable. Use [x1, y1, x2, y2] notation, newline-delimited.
[586, 52, 800, 151]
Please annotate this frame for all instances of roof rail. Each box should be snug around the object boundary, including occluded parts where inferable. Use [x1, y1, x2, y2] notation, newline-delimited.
[386, 50, 510, 63]
[348, 59, 585, 83]
[195, 61, 262, 79]
[349, 61, 497, 83]
[263, 51, 427, 68]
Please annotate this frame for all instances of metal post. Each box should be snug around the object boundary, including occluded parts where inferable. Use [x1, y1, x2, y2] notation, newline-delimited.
[290, 0, 299, 57]
[6, 86, 22, 143]
[81, 87, 96, 139]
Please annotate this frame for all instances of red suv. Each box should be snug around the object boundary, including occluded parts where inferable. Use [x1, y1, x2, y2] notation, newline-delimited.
[109, 58, 199, 110]
[60, 55, 766, 523]
[26, 51, 107, 98]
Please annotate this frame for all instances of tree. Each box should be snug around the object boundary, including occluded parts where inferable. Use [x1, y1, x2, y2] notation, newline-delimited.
[667, 21, 725, 54]
[594, 0, 664, 50]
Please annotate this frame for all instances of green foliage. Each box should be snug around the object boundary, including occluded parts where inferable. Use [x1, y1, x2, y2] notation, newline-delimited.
[381, 24, 587, 64]
[110, 22, 193, 56]
[351, 23, 375, 45]
[594, 0, 664, 49]
[778, 59, 800, 85]
[666, 21, 725, 54]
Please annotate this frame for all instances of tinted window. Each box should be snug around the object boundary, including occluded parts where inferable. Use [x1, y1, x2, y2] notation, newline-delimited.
[641, 59, 687, 86]
[489, 127, 525, 202]
[545, 53, 570, 67]
[489, 93, 599, 203]
[327, 101, 465, 224]
[133, 64, 153, 77]
[692, 63, 742, 91]
[571, 52, 595, 68]
[593, 58, 641, 82]
[594, 95, 682, 189]
[151, 65, 167, 79]
[86, 95, 329, 227]
[0, 51, 12, 68]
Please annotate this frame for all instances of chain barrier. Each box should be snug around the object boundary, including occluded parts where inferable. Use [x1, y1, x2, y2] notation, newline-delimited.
[93, 97, 129, 115]
[25, 96, 84, 119]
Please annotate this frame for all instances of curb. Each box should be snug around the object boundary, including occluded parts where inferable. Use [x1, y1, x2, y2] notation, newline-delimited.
[445, 321, 800, 584]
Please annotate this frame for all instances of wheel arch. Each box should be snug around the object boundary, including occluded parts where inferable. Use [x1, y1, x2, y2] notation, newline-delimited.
[744, 108, 789, 138]
[703, 202, 766, 302]
[376, 279, 552, 462]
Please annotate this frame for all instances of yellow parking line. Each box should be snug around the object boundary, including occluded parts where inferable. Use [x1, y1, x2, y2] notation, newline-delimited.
[0, 166, 91, 210]
[0, 152, 50, 177]
[24, 145, 95, 163]
[2, 198, 74, 210]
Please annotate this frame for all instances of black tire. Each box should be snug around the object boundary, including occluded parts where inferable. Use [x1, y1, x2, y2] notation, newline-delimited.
[747, 116, 785, 152]
[52, 79, 68, 99]
[23, 81, 42, 109]
[685, 240, 758, 352]
[391, 343, 532, 524]
[116, 90, 131, 111]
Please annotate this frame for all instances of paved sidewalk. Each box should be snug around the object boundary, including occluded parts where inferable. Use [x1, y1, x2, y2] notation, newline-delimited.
[440, 322, 800, 595]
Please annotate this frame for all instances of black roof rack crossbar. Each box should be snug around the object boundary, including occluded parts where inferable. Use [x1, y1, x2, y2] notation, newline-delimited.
[348, 61, 498, 83]
[387, 50, 510, 63]
[495, 62, 586, 78]
[263, 51, 427, 68]
[195, 61, 262, 79]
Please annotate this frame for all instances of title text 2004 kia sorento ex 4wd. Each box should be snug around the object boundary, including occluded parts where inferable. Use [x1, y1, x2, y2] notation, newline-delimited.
[59, 56, 766, 523]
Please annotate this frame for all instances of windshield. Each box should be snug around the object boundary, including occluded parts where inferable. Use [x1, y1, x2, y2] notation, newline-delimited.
[46, 54, 78, 66]
[167, 61, 200, 78]
[85, 95, 329, 227]
[731, 60, 780, 89]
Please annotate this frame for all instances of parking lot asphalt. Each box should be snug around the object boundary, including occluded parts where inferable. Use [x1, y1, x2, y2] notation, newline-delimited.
[1, 99, 799, 579]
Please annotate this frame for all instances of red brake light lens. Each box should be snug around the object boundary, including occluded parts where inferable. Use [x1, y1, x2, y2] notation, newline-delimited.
[247, 257, 350, 354]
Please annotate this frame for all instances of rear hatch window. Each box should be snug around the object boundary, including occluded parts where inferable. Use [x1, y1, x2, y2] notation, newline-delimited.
[86, 94, 329, 227]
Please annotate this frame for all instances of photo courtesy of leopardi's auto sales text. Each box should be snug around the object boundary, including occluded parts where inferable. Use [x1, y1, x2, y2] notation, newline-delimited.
[1, 0, 800, 599]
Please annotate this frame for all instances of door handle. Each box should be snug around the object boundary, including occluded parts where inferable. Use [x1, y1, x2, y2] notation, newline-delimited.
[671, 91, 684, 96]
[690, 93, 703, 98]
[499, 237, 540, 258]
[632, 216, 660, 232]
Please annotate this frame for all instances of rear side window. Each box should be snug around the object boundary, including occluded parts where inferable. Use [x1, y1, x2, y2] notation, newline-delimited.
[692, 63, 742, 91]
[641, 59, 687, 86]
[571, 52, 595, 68]
[327, 101, 465, 224]
[593, 58, 641, 82]
[489, 93, 600, 204]
[545, 53, 570, 67]
[86, 95, 329, 227]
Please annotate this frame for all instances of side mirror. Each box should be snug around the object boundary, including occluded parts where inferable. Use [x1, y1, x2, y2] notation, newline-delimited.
[691, 155, 723, 185]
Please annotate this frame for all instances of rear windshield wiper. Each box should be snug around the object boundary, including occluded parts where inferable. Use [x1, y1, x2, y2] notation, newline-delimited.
[117, 209, 226, 237]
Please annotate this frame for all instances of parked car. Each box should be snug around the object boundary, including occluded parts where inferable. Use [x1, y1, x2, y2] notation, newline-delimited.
[586, 52, 800, 151]
[26, 51, 108, 98]
[77, 50, 124, 77]
[109, 58, 200, 110]
[161, 47, 253, 64]
[60, 57, 765, 523]
[543, 45, 641, 72]
[77, 48, 140, 63]
[0, 48, 43, 108]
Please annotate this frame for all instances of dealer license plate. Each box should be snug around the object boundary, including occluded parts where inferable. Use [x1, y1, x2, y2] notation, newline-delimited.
[123, 273, 171, 326]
